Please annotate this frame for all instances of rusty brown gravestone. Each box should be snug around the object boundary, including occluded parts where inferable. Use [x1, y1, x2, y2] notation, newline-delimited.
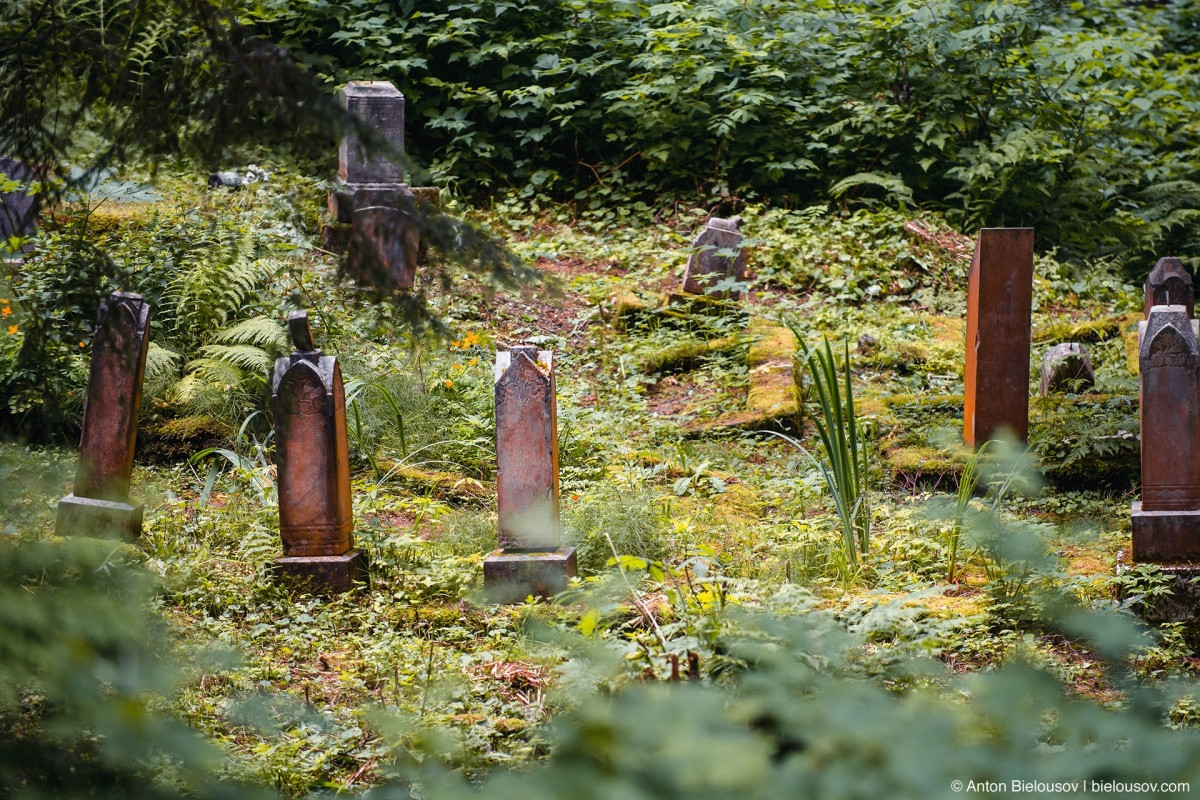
[681, 216, 747, 299]
[483, 346, 577, 602]
[271, 311, 368, 593]
[1132, 303, 1200, 563]
[56, 292, 150, 539]
[963, 227, 1035, 447]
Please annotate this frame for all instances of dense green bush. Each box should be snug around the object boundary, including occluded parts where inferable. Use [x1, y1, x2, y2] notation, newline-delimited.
[250, 0, 1200, 263]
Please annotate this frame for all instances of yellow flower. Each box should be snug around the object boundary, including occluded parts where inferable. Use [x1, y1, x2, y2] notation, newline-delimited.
[7, 324, 17, 335]
[79, 341, 86, 347]
[452, 363, 463, 370]
[1, 306, 10, 316]
[468, 357, 479, 366]
[443, 379, 453, 388]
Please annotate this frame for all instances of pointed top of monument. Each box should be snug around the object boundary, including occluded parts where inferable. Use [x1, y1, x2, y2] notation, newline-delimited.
[287, 310, 317, 352]
[1145, 257, 1194, 319]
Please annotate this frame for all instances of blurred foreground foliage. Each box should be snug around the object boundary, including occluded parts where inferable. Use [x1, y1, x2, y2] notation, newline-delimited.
[5, 446, 1200, 799]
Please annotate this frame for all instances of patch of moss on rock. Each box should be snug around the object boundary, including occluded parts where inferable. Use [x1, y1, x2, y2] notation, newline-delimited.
[1033, 312, 1140, 345]
[746, 318, 797, 368]
[634, 335, 742, 375]
[374, 461, 491, 505]
[139, 415, 232, 462]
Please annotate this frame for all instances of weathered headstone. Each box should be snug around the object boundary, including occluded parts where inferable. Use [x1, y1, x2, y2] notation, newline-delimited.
[1132, 304, 1200, 562]
[0, 158, 39, 246]
[329, 81, 406, 224]
[1039, 342, 1095, 395]
[483, 346, 577, 602]
[681, 216, 747, 299]
[326, 81, 420, 292]
[271, 311, 368, 593]
[56, 292, 150, 539]
[1145, 256, 1193, 319]
[963, 227, 1035, 447]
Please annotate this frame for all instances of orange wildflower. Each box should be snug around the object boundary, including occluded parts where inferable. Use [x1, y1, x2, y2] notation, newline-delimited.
[7, 324, 17, 335]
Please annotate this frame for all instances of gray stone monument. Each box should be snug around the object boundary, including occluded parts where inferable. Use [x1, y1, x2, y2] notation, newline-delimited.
[271, 311, 368, 593]
[56, 292, 150, 539]
[1039, 342, 1095, 395]
[681, 216, 747, 299]
[0, 158, 39, 248]
[328, 81, 418, 291]
[483, 345, 577, 602]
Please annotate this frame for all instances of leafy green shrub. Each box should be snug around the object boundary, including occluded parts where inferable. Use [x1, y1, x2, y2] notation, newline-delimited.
[564, 482, 669, 575]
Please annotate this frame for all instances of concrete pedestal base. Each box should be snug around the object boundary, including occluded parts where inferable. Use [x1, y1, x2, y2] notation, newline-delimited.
[55, 493, 143, 539]
[1117, 549, 1200, 624]
[1132, 502, 1200, 561]
[483, 546, 577, 603]
[273, 549, 369, 595]
[328, 181, 415, 222]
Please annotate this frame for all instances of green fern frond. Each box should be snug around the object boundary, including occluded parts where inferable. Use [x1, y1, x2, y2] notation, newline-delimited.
[145, 342, 182, 384]
[183, 356, 246, 388]
[213, 316, 288, 351]
[195, 344, 275, 373]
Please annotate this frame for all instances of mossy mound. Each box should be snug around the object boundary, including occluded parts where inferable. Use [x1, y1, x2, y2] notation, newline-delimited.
[746, 318, 797, 368]
[139, 415, 233, 462]
[634, 335, 742, 374]
[375, 462, 492, 505]
[1033, 312, 1140, 345]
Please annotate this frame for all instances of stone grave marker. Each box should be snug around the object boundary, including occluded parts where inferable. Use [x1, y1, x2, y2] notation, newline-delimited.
[681, 216, 747, 299]
[271, 310, 368, 593]
[56, 292, 150, 539]
[1039, 342, 1095, 395]
[1145, 256, 1193, 319]
[325, 80, 419, 292]
[963, 227, 1035, 447]
[483, 345, 577, 602]
[346, 196, 419, 290]
[0, 158, 39, 247]
[1132, 303, 1200, 563]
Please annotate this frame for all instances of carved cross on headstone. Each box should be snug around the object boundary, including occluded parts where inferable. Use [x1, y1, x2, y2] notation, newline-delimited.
[963, 227, 1035, 447]
[483, 345, 576, 602]
[271, 310, 368, 593]
[56, 292, 150, 539]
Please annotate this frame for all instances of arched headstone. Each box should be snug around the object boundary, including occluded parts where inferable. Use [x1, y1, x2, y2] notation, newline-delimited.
[483, 346, 576, 602]
[271, 310, 367, 593]
[56, 292, 150, 539]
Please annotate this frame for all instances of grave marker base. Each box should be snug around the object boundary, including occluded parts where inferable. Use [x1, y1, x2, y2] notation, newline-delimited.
[1118, 549, 1200, 626]
[273, 549, 369, 595]
[1132, 502, 1200, 562]
[55, 493, 143, 539]
[483, 546, 576, 603]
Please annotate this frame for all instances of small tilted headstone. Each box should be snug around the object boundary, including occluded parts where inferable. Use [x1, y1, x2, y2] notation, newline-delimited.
[271, 310, 368, 593]
[963, 227, 1034, 447]
[681, 216, 747, 299]
[1039, 342, 1095, 395]
[56, 292, 150, 539]
[483, 345, 577, 602]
